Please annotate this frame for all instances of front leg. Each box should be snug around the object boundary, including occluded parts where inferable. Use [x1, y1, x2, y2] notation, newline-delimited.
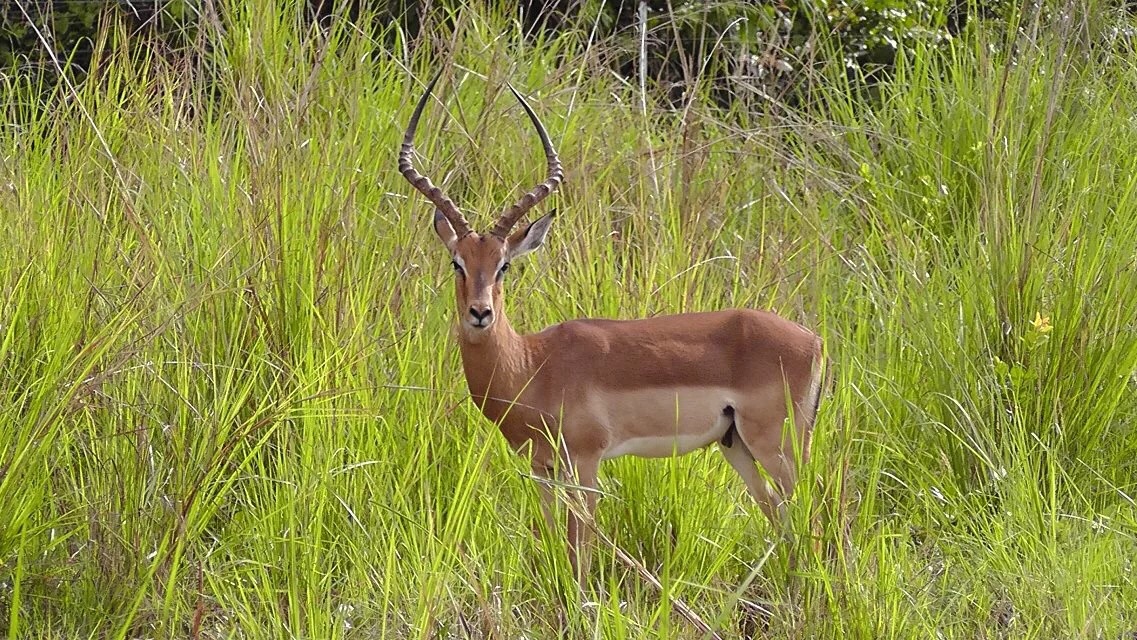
[565, 453, 601, 589]
[529, 453, 602, 589]
[530, 461, 558, 539]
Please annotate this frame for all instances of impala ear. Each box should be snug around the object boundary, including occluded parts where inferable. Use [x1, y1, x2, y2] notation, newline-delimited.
[433, 210, 458, 251]
[507, 210, 555, 260]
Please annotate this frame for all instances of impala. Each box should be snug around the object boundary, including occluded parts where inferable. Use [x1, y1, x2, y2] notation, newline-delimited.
[400, 73, 825, 582]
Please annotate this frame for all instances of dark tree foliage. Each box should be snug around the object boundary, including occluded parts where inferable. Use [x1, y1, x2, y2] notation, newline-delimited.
[4, 0, 1128, 100]
[1, 1, 197, 77]
[305, 0, 421, 33]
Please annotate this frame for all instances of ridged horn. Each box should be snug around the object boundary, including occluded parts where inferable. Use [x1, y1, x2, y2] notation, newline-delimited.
[399, 71, 472, 238]
[491, 84, 563, 238]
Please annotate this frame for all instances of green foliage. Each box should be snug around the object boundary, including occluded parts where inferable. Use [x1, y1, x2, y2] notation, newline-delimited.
[1, 1, 1136, 638]
[0, 1, 1004, 102]
[1, 1, 197, 79]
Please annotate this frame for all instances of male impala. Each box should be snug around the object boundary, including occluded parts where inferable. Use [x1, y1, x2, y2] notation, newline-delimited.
[400, 73, 824, 582]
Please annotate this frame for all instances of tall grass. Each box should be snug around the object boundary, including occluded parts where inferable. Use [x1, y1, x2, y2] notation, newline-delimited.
[0, 2, 1134, 638]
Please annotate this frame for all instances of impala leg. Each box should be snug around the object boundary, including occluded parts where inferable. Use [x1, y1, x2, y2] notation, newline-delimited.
[752, 449, 797, 533]
[719, 435, 787, 526]
[530, 462, 559, 538]
[722, 406, 805, 535]
[565, 454, 600, 589]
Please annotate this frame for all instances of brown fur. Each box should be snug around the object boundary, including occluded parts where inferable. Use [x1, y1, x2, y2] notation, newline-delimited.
[435, 223, 823, 586]
[400, 80, 823, 587]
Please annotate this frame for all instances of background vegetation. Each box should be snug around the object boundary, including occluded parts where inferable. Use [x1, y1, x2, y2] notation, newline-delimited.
[2, 0, 1007, 95]
[1, 1, 1136, 638]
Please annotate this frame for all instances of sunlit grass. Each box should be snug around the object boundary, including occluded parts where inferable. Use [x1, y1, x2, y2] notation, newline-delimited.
[0, 2, 1135, 638]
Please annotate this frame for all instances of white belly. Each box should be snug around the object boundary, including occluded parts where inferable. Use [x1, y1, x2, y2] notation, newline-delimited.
[598, 387, 736, 459]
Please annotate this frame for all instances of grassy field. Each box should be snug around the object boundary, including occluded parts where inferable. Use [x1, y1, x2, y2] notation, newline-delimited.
[1, 3, 1135, 638]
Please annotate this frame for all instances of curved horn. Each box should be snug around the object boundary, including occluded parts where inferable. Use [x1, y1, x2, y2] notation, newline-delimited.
[399, 71, 472, 238]
[491, 84, 564, 238]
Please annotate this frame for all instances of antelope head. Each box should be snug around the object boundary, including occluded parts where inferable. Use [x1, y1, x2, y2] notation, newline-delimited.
[399, 73, 563, 341]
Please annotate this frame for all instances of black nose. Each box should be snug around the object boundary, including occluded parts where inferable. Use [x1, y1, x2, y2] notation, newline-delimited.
[469, 306, 493, 323]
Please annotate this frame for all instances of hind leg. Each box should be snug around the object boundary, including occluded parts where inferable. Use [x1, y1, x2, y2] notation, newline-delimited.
[719, 436, 786, 524]
[726, 406, 808, 529]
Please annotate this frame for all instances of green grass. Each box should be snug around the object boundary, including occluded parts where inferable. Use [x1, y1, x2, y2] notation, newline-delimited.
[1, 3, 1135, 638]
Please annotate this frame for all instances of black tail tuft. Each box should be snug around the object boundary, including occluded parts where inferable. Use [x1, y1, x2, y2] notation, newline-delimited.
[720, 405, 736, 447]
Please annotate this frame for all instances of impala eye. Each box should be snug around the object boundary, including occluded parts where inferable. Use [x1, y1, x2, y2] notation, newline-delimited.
[500, 262, 510, 274]
[451, 260, 464, 275]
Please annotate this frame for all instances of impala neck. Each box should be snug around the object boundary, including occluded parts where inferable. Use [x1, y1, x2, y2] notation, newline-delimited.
[456, 310, 533, 406]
